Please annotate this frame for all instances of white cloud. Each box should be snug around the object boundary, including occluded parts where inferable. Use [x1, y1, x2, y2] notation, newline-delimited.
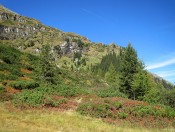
[155, 70, 175, 78]
[81, 8, 103, 20]
[146, 58, 175, 70]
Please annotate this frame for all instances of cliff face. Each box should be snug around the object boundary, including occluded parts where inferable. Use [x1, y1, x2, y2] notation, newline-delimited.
[0, 6, 46, 40]
[0, 24, 46, 40]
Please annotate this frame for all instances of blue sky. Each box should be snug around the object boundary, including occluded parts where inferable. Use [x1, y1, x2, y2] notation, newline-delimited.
[1, 0, 175, 83]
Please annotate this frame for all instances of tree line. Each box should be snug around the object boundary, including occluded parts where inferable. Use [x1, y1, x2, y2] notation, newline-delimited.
[92, 44, 175, 107]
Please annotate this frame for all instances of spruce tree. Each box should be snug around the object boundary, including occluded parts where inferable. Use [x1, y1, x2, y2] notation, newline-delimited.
[119, 43, 142, 98]
[105, 63, 120, 88]
[131, 69, 149, 100]
[39, 44, 57, 85]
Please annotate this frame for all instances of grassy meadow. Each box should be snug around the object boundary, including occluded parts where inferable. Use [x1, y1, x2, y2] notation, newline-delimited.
[0, 102, 174, 132]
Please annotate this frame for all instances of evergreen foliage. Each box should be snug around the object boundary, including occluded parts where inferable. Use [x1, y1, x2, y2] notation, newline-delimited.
[105, 63, 120, 88]
[92, 52, 119, 75]
[131, 70, 150, 100]
[119, 43, 143, 98]
[161, 88, 175, 108]
[37, 44, 58, 85]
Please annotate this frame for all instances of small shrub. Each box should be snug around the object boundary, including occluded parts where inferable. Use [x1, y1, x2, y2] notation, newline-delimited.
[57, 98, 68, 105]
[10, 68, 23, 76]
[104, 98, 110, 103]
[132, 105, 155, 117]
[34, 86, 55, 95]
[0, 44, 21, 65]
[0, 85, 5, 94]
[0, 64, 22, 78]
[56, 85, 87, 97]
[131, 105, 175, 118]
[118, 112, 128, 119]
[5, 74, 19, 80]
[112, 102, 123, 110]
[97, 88, 127, 98]
[0, 73, 5, 81]
[9, 80, 39, 90]
[77, 102, 113, 118]
[13, 90, 45, 107]
[0, 72, 19, 81]
[44, 97, 67, 107]
[164, 106, 175, 118]
[161, 89, 175, 108]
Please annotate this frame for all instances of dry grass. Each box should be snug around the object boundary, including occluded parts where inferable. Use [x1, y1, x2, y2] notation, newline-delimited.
[0, 102, 174, 132]
[21, 68, 33, 74]
[4, 86, 20, 94]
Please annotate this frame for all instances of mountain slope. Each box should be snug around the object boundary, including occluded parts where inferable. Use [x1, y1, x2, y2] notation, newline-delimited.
[0, 5, 175, 131]
[0, 5, 174, 89]
[0, 5, 121, 66]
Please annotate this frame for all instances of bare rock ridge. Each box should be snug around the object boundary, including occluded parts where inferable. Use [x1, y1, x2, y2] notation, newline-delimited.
[0, 5, 46, 40]
[0, 5, 92, 55]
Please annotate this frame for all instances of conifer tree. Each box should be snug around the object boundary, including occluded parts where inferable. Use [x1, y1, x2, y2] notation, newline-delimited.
[119, 43, 142, 98]
[131, 69, 149, 100]
[38, 44, 57, 84]
[105, 63, 120, 88]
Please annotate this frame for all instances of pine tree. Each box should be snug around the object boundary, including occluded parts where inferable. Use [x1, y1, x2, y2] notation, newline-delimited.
[38, 44, 57, 85]
[105, 63, 120, 88]
[131, 69, 149, 100]
[97, 68, 103, 76]
[143, 73, 163, 104]
[119, 43, 142, 98]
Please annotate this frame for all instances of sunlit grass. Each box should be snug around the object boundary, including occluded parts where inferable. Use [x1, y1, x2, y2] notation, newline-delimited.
[0, 102, 174, 132]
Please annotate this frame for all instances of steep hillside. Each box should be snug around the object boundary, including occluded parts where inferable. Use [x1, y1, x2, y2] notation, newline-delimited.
[0, 39, 175, 131]
[0, 5, 121, 68]
[0, 5, 174, 91]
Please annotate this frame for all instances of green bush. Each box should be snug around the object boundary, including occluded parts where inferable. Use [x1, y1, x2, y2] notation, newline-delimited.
[77, 102, 114, 118]
[5, 74, 19, 80]
[97, 88, 127, 98]
[0, 73, 5, 81]
[13, 86, 68, 107]
[112, 102, 123, 110]
[0, 63, 22, 81]
[9, 80, 39, 90]
[0, 85, 5, 94]
[161, 89, 175, 108]
[0, 72, 19, 81]
[163, 106, 175, 118]
[118, 112, 128, 119]
[104, 98, 110, 103]
[34, 86, 55, 95]
[55, 85, 87, 97]
[10, 68, 23, 76]
[44, 97, 67, 107]
[131, 105, 175, 118]
[13, 90, 45, 107]
[0, 44, 21, 64]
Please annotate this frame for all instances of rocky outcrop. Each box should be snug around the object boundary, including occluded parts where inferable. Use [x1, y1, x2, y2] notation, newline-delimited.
[0, 25, 32, 39]
[0, 12, 26, 22]
[0, 24, 46, 40]
[0, 6, 46, 40]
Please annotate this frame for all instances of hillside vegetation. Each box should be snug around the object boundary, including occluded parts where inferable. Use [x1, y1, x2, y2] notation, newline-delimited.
[0, 44, 175, 131]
